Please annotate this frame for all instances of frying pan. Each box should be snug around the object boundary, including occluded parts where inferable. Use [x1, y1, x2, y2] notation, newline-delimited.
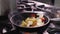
[9, 11, 60, 32]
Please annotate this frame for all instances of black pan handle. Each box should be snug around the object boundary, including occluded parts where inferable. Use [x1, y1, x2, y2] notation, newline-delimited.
[50, 18, 60, 21]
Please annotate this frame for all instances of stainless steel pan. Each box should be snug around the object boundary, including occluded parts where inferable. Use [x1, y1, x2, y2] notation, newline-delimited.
[9, 11, 60, 32]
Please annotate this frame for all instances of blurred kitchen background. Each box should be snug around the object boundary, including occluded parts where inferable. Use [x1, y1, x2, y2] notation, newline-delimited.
[0, 0, 60, 16]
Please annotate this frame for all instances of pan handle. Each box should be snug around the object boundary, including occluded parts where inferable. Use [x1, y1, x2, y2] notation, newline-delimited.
[50, 18, 60, 21]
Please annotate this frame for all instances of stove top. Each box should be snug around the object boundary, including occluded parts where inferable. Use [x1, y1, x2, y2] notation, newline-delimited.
[0, 19, 60, 34]
[2, 7, 60, 34]
[0, 1, 60, 34]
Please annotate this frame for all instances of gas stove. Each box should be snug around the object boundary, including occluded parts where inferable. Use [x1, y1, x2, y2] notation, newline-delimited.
[0, 20, 60, 34]
[0, 10, 60, 34]
[0, 1, 60, 34]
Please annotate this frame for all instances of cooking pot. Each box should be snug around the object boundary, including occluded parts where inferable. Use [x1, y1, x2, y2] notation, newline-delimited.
[9, 10, 60, 32]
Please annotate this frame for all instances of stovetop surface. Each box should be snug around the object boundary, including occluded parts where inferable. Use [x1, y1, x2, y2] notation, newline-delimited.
[0, 19, 60, 34]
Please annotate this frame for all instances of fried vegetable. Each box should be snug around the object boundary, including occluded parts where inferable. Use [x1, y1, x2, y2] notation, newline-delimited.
[20, 13, 45, 27]
[21, 21, 27, 27]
